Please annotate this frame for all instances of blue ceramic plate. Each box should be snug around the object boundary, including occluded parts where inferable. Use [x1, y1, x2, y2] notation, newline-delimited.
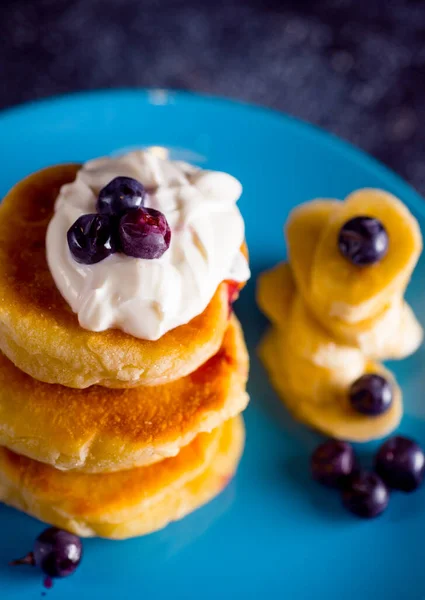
[0, 90, 424, 600]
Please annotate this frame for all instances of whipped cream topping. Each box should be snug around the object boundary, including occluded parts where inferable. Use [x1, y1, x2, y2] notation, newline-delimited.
[46, 150, 250, 340]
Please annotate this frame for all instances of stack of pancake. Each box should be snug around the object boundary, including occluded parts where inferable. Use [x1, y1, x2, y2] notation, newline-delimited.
[0, 165, 249, 539]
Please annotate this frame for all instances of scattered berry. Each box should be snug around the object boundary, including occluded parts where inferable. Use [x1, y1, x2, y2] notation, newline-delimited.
[376, 436, 425, 492]
[311, 439, 356, 488]
[11, 527, 83, 579]
[342, 471, 389, 518]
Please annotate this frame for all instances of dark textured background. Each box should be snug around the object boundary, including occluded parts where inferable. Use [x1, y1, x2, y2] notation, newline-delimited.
[2, 0, 425, 192]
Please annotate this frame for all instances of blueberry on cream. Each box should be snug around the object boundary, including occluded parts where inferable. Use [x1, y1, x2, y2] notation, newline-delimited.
[119, 206, 171, 259]
[97, 176, 146, 216]
[68, 177, 170, 262]
[67, 214, 118, 264]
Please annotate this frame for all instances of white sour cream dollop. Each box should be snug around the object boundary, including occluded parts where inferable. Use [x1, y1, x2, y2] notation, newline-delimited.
[46, 150, 250, 340]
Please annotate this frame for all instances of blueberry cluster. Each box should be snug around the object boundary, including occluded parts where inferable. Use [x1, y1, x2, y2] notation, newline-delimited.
[311, 436, 425, 518]
[67, 176, 171, 264]
[338, 215, 389, 266]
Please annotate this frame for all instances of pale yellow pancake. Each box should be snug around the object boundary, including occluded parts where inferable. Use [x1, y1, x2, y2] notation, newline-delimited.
[259, 327, 402, 442]
[0, 315, 248, 473]
[257, 262, 422, 361]
[311, 189, 422, 323]
[285, 197, 423, 356]
[0, 417, 244, 540]
[256, 261, 295, 330]
[0, 165, 246, 388]
[258, 265, 365, 395]
[285, 199, 339, 302]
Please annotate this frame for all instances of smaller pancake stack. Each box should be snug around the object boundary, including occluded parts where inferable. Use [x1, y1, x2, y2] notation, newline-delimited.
[0, 165, 250, 539]
[258, 189, 422, 442]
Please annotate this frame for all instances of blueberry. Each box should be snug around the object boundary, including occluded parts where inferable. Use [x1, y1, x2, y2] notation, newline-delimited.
[119, 207, 171, 259]
[342, 471, 389, 518]
[338, 216, 388, 266]
[311, 439, 356, 488]
[11, 527, 83, 579]
[97, 176, 145, 216]
[349, 374, 393, 416]
[67, 214, 117, 264]
[376, 436, 425, 492]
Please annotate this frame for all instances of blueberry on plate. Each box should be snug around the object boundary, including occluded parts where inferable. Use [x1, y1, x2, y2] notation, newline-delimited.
[342, 471, 389, 518]
[11, 527, 83, 578]
[311, 439, 356, 488]
[376, 436, 425, 492]
[97, 176, 146, 216]
[349, 373, 393, 416]
[338, 216, 388, 266]
[119, 207, 171, 259]
[67, 214, 117, 264]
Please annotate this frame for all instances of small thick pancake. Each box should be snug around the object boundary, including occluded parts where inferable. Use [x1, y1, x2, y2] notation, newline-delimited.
[0, 315, 248, 473]
[0, 417, 245, 540]
[285, 199, 339, 301]
[311, 189, 422, 323]
[284, 294, 366, 373]
[285, 200, 423, 357]
[258, 267, 365, 393]
[259, 327, 364, 406]
[0, 165, 245, 388]
[259, 327, 402, 442]
[257, 262, 422, 361]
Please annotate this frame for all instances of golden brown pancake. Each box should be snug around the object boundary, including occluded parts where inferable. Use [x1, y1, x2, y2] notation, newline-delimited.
[0, 165, 246, 388]
[0, 315, 248, 472]
[0, 417, 244, 540]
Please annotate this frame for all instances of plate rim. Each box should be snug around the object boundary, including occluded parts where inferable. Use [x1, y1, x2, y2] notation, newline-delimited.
[0, 88, 425, 600]
[0, 87, 424, 218]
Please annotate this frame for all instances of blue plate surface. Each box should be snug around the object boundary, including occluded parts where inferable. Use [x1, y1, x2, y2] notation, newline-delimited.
[0, 90, 424, 600]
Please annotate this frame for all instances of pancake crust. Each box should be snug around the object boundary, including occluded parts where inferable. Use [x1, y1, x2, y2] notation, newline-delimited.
[0, 165, 244, 388]
[0, 315, 248, 472]
[0, 417, 244, 539]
